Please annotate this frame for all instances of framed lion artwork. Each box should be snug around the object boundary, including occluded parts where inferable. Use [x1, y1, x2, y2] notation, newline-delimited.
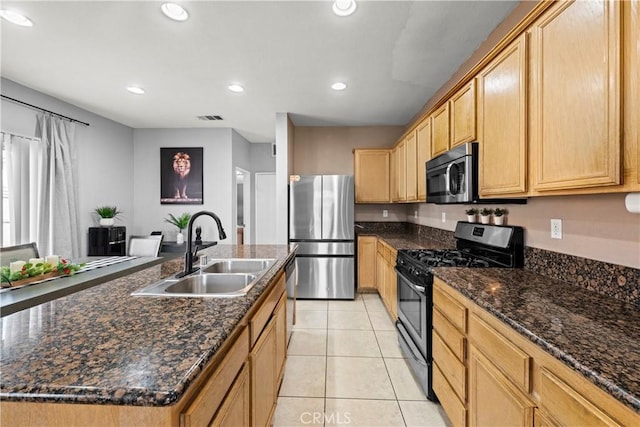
[160, 147, 204, 205]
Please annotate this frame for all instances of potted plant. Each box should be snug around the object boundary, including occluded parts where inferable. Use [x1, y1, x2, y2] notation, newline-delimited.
[479, 208, 494, 224]
[165, 213, 191, 244]
[493, 208, 508, 225]
[465, 208, 478, 223]
[94, 206, 121, 227]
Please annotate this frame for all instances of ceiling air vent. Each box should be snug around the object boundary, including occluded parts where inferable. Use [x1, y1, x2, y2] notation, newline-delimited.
[197, 115, 224, 121]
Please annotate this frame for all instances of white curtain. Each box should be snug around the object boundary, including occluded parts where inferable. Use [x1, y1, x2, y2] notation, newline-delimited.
[2, 132, 42, 246]
[35, 114, 81, 259]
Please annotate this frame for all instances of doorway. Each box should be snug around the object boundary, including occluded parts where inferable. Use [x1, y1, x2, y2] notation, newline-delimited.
[235, 167, 251, 244]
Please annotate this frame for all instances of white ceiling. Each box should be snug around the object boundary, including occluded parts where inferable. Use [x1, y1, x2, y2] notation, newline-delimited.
[1, 1, 518, 142]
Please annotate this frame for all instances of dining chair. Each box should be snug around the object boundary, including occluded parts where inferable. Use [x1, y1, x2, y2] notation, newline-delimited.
[128, 236, 163, 257]
[0, 242, 40, 265]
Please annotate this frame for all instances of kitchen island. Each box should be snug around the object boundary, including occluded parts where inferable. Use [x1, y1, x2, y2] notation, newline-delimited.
[0, 244, 296, 426]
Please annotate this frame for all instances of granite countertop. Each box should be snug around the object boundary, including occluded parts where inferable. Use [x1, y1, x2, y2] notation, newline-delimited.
[433, 268, 640, 414]
[0, 244, 296, 406]
[363, 229, 640, 413]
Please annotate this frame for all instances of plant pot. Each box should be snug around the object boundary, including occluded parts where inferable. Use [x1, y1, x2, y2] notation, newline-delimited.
[494, 216, 506, 225]
[176, 232, 185, 245]
[480, 215, 491, 224]
[99, 218, 114, 227]
[466, 214, 476, 223]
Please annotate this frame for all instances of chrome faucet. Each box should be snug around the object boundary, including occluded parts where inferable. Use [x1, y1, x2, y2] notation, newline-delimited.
[177, 211, 227, 278]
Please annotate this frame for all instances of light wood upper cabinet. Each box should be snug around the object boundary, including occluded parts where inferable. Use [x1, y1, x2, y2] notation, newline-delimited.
[357, 236, 377, 290]
[390, 146, 398, 202]
[529, 0, 622, 191]
[431, 103, 450, 158]
[416, 118, 431, 201]
[450, 80, 477, 147]
[477, 34, 528, 197]
[354, 149, 390, 203]
[405, 131, 418, 202]
[397, 139, 407, 202]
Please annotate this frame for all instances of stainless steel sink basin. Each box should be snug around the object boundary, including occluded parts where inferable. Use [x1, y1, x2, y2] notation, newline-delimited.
[131, 258, 276, 298]
[201, 258, 275, 274]
[132, 273, 258, 297]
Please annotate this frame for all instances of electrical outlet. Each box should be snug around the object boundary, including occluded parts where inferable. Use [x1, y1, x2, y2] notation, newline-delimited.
[551, 219, 563, 239]
[382, 209, 389, 218]
[441, 212, 446, 223]
[414, 210, 418, 218]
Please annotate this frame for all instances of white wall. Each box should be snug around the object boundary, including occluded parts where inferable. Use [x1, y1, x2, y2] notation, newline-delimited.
[274, 113, 293, 244]
[249, 143, 276, 243]
[0, 78, 134, 256]
[231, 130, 251, 244]
[132, 128, 233, 244]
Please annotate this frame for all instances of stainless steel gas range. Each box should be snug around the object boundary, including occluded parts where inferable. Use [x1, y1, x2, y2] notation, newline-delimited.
[395, 222, 524, 401]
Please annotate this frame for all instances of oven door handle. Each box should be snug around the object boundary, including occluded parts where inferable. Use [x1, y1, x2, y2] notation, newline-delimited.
[396, 269, 427, 295]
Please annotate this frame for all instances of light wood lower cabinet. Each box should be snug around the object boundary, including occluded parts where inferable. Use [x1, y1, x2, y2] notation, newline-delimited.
[468, 346, 535, 427]
[375, 239, 397, 321]
[274, 293, 287, 388]
[251, 320, 276, 427]
[357, 236, 377, 291]
[433, 277, 638, 427]
[211, 363, 250, 427]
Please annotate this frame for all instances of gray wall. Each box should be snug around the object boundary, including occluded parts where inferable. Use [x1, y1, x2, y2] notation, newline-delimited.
[132, 128, 234, 244]
[1, 78, 134, 256]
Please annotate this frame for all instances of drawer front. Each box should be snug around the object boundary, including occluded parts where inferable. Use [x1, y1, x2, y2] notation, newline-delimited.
[182, 327, 249, 427]
[250, 272, 286, 347]
[433, 282, 467, 332]
[539, 368, 622, 427]
[469, 313, 531, 392]
[433, 362, 467, 427]
[433, 307, 466, 361]
[433, 331, 466, 401]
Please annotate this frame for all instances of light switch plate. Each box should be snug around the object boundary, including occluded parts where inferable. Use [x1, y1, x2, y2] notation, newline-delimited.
[382, 209, 389, 218]
[441, 212, 446, 223]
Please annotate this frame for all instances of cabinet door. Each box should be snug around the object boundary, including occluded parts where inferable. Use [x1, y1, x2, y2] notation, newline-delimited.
[397, 140, 407, 202]
[390, 147, 398, 202]
[357, 236, 377, 290]
[376, 244, 386, 298]
[529, 0, 621, 191]
[450, 80, 477, 147]
[469, 346, 535, 427]
[354, 150, 390, 203]
[477, 34, 528, 197]
[405, 131, 418, 202]
[274, 295, 287, 389]
[416, 118, 431, 201]
[211, 363, 250, 427]
[385, 251, 397, 320]
[251, 321, 276, 427]
[431, 104, 450, 157]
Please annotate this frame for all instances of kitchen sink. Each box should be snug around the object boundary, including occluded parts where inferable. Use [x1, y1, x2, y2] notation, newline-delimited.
[132, 273, 258, 297]
[201, 258, 275, 274]
[131, 258, 276, 298]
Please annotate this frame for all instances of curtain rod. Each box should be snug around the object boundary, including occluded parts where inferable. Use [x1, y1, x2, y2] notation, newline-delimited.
[1, 94, 90, 127]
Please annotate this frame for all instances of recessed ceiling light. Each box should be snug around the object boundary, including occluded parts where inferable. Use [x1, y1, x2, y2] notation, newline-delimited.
[161, 3, 189, 22]
[331, 82, 347, 91]
[332, 0, 357, 17]
[0, 10, 34, 27]
[127, 86, 145, 95]
[228, 84, 245, 93]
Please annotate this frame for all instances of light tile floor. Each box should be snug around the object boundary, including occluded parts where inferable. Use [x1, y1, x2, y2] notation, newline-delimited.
[274, 293, 450, 427]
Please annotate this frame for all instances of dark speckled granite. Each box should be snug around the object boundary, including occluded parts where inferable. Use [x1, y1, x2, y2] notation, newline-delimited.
[0, 244, 296, 406]
[433, 267, 640, 414]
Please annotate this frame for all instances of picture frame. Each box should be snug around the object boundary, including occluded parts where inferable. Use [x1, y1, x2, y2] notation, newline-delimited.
[160, 147, 203, 205]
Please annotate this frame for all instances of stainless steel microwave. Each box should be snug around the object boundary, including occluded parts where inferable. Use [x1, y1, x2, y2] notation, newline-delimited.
[426, 142, 478, 204]
[426, 142, 526, 205]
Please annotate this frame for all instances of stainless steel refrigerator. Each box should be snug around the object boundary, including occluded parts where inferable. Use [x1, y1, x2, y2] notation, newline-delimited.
[288, 175, 355, 299]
